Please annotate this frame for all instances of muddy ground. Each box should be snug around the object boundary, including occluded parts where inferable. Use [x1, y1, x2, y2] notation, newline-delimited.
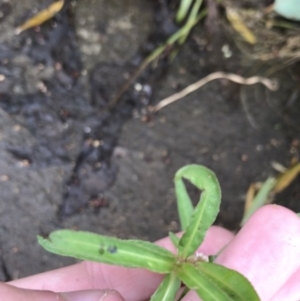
[0, 0, 299, 280]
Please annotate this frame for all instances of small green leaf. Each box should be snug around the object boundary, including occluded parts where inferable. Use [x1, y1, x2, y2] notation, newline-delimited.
[168, 232, 180, 249]
[176, 165, 221, 258]
[174, 172, 194, 230]
[38, 230, 175, 273]
[176, 263, 260, 301]
[176, 263, 232, 301]
[176, 0, 194, 22]
[197, 262, 260, 301]
[150, 273, 181, 301]
[188, 0, 204, 22]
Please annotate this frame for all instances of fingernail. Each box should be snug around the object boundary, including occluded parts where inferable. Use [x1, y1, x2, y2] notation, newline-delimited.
[60, 289, 122, 301]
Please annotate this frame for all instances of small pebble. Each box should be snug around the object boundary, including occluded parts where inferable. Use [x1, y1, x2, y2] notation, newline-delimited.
[241, 154, 248, 162]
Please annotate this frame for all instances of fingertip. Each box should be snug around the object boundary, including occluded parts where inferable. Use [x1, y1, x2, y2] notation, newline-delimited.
[216, 204, 300, 301]
[244, 204, 300, 228]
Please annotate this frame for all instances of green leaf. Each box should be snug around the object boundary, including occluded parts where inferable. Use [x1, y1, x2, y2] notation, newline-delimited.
[176, 165, 221, 258]
[168, 232, 180, 249]
[174, 172, 194, 230]
[176, 0, 194, 23]
[241, 177, 276, 226]
[150, 273, 181, 301]
[176, 263, 260, 301]
[188, 0, 204, 23]
[197, 263, 260, 301]
[38, 230, 175, 273]
[176, 263, 232, 301]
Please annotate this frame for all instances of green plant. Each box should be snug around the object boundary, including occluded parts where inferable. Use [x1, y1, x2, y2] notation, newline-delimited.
[110, 0, 208, 105]
[38, 165, 260, 301]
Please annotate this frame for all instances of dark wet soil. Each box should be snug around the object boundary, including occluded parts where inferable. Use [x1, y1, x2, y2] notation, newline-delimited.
[0, 0, 299, 280]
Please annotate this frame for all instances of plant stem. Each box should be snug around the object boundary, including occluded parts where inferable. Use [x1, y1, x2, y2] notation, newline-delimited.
[108, 7, 208, 107]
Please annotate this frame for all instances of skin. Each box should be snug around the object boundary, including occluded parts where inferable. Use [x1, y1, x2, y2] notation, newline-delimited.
[2, 204, 300, 301]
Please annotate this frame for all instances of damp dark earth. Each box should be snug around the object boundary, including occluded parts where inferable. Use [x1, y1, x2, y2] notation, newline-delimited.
[0, 0, 299, 280]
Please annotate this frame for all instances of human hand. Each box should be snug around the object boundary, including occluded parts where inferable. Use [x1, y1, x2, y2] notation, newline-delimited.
[4, 204, 300, 301]
[0, 283, 124, 301]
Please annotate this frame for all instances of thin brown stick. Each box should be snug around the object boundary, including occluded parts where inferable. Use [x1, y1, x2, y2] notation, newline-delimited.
[152, 72, 279, 112]
[108, 59, 150, 108]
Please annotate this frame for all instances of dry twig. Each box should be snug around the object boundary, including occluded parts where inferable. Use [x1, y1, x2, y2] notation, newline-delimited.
[151, 71, 278, 112]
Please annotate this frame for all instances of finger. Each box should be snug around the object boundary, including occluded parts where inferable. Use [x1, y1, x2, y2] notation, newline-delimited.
[215, 205, 300, 301]
[11, 226, 233, 301]
[270, 266, 300, 301]
[0, 282, 124, 301]
[60, 290, 125, 301]
[12, 262, 163, 301]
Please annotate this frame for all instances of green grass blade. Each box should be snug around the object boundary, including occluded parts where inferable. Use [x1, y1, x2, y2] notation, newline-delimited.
[241, 177, 276, 226]
[150, 273, 181, 301]
[188, 0, 203, 22]
[176, 165, 221, 258]
[176, 0, 194, 23]
[38, 230, 175, 273]
[176, 263, 260, 301]
[174, 173, 194, 230]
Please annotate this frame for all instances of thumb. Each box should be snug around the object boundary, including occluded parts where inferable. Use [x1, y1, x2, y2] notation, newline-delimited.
[1, 282, 124, 301]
